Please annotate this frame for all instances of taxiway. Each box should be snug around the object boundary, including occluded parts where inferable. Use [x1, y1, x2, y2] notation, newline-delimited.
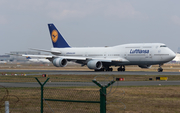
[1, 69, 180, 87]
[0, 69, 180, 75]
[1, 81, 180, 87]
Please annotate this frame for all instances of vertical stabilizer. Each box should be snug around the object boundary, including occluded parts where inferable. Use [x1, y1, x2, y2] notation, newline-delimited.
[26, 56, 31, 59]
[48, 24, 70, 48]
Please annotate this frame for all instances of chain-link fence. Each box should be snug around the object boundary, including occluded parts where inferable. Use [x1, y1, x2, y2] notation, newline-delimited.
[0, 75, 121, 113]
[43, 88, 100, 113]
[2, 73, 180, 112]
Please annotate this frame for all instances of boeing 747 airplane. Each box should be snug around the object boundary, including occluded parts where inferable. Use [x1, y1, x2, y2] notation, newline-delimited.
[23, 24, 176, 72]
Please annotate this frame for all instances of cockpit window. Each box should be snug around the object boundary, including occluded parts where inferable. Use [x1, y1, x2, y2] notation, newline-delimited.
[160, 45, 167, 47]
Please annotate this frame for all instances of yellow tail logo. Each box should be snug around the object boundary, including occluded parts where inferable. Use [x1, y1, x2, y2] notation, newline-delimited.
[51, 30, 58, 43]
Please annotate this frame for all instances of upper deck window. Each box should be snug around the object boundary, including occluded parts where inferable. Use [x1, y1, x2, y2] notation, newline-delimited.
[160, 45, 167, 47]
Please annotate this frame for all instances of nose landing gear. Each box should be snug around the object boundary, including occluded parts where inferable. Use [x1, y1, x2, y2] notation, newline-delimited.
[158, 64, 163, 72]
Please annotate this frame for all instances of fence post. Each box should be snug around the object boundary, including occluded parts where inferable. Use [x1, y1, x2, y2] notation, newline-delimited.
[100, 87, 106, 113]
[92, 80, 115, 113]
[35, 77, 50, 113]
[5, 101, 9, 113]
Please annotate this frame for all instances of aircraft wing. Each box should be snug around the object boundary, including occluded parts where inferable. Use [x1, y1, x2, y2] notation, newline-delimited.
[22, 55, 129, 62]
[22, 54, 87, 60]
[91, 57, 129, 62]
[53, 56, 129, 63]
[30, 48, 61, 54]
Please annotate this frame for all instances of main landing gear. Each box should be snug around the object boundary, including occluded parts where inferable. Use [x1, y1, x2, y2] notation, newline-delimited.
[94, 68, 104, 72]
[117, 65, 125, 72]
[158, 64, 163, 72]
[105, 68, 113, 71]
[94, 67, 113, 71]
[94, 67, 113, 72]
[94, 66, 125, 72]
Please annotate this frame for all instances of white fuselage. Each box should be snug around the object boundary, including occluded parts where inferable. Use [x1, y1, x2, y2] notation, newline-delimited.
[51, 43, 175, 66]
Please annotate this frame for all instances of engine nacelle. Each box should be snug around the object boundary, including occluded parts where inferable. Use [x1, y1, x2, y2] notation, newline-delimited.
[87, 60, 102, 70]
[138, 65, 152, 69]
[52, 58, 67, 67]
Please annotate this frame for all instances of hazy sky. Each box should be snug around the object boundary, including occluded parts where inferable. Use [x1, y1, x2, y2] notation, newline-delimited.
[0, 0, 180, 55]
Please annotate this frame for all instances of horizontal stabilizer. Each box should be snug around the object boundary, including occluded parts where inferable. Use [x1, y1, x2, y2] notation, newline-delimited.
[22, 54, 53, 58]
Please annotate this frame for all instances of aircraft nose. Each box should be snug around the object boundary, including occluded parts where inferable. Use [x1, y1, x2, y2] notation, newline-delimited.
[169, 51, 176, 60]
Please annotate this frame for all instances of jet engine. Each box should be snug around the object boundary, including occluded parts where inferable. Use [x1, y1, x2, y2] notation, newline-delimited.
[87, 60, 102, 70]
[138, 65, 152, 69]
[52, 58, 67, 67]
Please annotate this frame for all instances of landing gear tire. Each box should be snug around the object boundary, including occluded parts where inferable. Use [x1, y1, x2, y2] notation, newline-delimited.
[158, 68, 163, 72]
[117, 66, 125, 72]
[158, 64, 163, 72]
[106, 68, 113, 71]
[94, 68, 105, 72]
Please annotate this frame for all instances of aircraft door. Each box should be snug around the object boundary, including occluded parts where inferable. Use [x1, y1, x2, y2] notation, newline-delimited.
[124, 52, 127, 58]
[153, 46, 162, 61]
[158, 50, 163, 60]
[146, 49, 153, 62]
[84, 52, 88, 57]
[104, 52, 107, 58]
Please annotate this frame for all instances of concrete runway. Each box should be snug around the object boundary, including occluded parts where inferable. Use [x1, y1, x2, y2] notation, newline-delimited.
[0, 69, 180, 75]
